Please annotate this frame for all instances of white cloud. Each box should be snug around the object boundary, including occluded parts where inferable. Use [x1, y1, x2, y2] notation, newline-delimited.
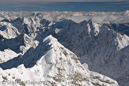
[64, 11, 129, 23]
[0, 11, 129, 23]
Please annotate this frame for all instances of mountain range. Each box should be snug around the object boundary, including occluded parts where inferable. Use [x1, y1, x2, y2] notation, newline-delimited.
[0, 11, 129, 86]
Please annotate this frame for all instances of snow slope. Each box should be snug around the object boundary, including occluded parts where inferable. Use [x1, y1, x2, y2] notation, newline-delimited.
[0, 35, 118, 86]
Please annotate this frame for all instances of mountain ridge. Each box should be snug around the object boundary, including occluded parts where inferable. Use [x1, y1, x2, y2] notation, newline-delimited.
[0, 35, 119, 86]
[0, 14, 129, 86]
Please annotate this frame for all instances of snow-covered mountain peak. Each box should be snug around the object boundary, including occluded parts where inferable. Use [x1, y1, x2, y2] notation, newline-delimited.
[9, 17, 40, 34]
[0, 21, 19, 39]
[0, 35, 119, 86]
[41, 35, 119, 86]
[44, 18, 129, 86]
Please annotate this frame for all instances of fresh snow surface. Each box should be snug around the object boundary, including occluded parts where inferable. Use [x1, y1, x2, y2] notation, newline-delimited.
[0, 11, 129, 86]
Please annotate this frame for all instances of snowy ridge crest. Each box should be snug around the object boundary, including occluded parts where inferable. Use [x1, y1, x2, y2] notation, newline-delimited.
[0, 35, 118, 86]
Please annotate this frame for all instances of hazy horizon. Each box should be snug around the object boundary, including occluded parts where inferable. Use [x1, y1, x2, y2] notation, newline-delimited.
[0, 2, 129, 12]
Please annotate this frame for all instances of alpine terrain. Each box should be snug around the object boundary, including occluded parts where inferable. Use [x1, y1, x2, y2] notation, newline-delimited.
[0, 11, 129, 86]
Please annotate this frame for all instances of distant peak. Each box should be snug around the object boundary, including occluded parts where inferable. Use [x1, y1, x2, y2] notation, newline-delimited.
[88, 19, 93, 22]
